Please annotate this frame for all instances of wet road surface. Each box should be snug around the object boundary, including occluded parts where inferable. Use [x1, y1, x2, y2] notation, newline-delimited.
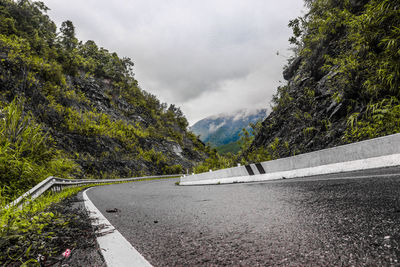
[87, 167, 400, 266]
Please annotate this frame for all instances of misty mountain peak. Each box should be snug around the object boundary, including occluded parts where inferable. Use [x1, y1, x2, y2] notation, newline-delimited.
[190, 108, 267, 147]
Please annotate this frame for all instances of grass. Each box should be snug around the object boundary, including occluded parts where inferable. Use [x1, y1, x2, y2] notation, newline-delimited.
[0, 98, 80, 201]
[0, 184, 99, 266]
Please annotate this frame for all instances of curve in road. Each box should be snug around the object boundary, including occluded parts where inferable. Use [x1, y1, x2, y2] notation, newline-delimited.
[86, 167, 400, 266]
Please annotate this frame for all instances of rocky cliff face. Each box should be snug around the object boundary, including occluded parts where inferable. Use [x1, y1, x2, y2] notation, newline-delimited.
[246, 0, 400, 161]
[52, 77, 205, 177]
[2, 68, 206, 178]
[250, 55, 349, 157]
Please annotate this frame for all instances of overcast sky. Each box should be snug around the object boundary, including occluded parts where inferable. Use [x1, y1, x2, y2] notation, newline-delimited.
[43, 0, 305, 124]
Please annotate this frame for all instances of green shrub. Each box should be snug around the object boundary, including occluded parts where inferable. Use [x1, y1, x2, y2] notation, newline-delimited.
[0, 186, 90, 266]
[0, 98, 79, 200]
[345, 97, 400, 141]
[162, 164, 183, 175]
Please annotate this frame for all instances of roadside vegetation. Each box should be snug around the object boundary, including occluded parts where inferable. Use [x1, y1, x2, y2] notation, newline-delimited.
[303, 0, 400, 142]
[215, 142, 241, 155]
[194, 0, 400, 172]
[247, 0, 400, 158]
[0, 0, 204, 263]
[194, 125, 261, 172]
[1, 0, 399, 260]
[0, 174, 179, 266]
[0, 98, 79, 200]
[0, 0, 207, 200]
[0, 186, 94, 266]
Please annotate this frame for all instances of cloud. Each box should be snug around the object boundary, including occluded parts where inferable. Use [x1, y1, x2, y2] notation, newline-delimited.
[232, 108, 267, 122]
[209, 121, 226, 133]
[44, 0, 305, 124]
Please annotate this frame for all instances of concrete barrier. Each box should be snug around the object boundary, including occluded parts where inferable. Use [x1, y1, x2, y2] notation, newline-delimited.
[180, 133, 400, 185]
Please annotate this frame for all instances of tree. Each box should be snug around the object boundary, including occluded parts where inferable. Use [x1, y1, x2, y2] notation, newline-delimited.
[238, 128, 253, 151]
[59, 20, 77, 50]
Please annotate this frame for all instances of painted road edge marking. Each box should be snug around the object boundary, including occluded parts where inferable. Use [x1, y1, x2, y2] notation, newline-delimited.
[83, 188, 153, 267]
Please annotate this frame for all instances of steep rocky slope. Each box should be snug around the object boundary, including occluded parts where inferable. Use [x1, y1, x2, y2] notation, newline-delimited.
[0, 0, 207, 194]
[244, 0, 400, 162]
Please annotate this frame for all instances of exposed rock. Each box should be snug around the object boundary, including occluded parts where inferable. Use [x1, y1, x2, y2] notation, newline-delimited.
[283, 56, 302, 81]
[1, 61, 207, 178]
[316, 69, 338, 96]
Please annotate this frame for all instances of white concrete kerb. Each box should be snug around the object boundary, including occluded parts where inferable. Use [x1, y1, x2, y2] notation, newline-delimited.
[181, 133, 400, 186]
[180, 154, 400, 185]
[83, 188, 153, 267]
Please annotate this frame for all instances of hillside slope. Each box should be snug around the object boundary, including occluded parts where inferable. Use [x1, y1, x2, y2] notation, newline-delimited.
[0, 0, 207, 197]
[244, 0, 400, 162]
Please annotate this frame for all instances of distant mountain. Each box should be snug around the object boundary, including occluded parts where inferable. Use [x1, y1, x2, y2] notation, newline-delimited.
[190, 109, 267, 148]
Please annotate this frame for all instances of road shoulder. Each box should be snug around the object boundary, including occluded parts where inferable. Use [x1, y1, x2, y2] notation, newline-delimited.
[83, 188, 153, 267]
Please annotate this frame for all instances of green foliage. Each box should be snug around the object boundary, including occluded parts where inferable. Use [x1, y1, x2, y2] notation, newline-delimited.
[294, 0, 400, 138]
[0, 186, 83, 265]
[271, 86, 294, 111]
[63, 107, 149, 143]
[0, 99, 79, 200]
[0, 176, 179, 265]
[242, 137, 290, 165]
[314, 0, 400, 98]
[140, 148, 167, 165]
[194, 121, 289, 171]
[162, 164, 183, 175]
[303, 126, 317, 139]
[197, 0, 400, 173]
[193, 147, 236, 173]
[0, 1, 207, 263]
[288, 18, 304, 46]
[345, 97, 400, 141]
[59, 20, 78, 51]
[0, 0, 206, 182]
[238, 128, 254, 152]
[320, 119, 332, 131]
[215, 141, 241, 155]
[78, 39, 135, 82]
[193, 126, 259, 172]
[0, 181, 119, 266]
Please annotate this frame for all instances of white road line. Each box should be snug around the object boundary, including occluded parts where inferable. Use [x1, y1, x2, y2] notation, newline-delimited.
[83, 188, 153, 267]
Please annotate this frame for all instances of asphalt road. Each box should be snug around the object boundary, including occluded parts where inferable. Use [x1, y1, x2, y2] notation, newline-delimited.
[87, 167, 400, 266]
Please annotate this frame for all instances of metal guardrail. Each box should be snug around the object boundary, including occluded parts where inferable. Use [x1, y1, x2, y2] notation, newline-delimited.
[7, 174, 180, 208]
